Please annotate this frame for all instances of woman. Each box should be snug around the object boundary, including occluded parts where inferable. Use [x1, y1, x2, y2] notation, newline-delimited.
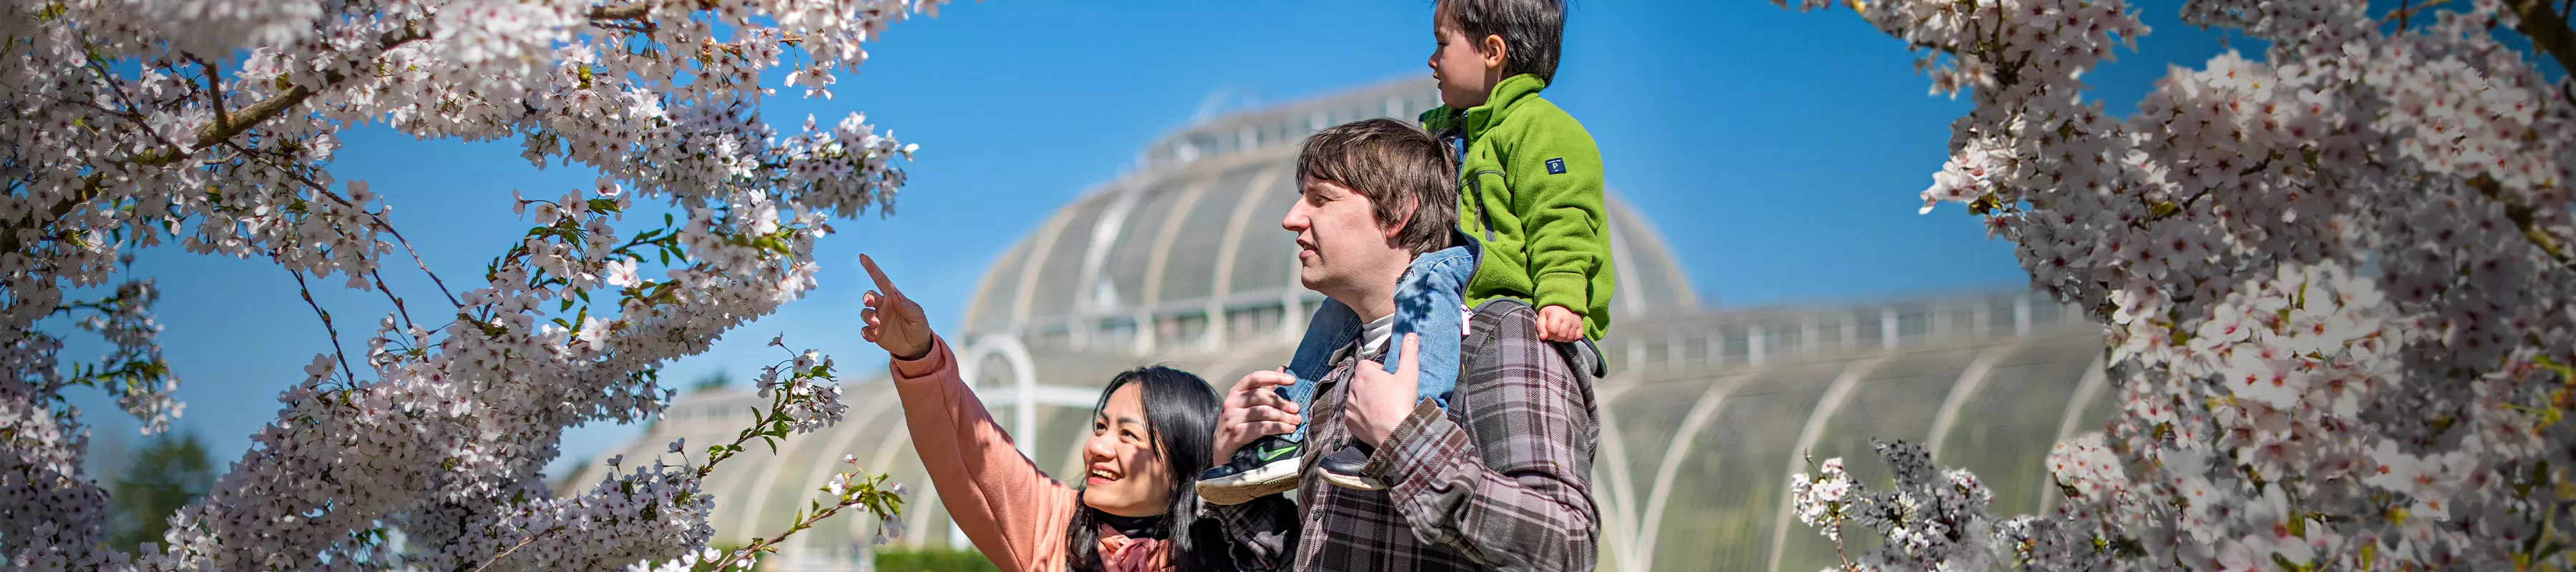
[857, 255, 1292, 572]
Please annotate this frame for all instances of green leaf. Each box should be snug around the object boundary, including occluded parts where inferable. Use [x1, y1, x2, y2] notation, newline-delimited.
[589, 198, 621, 213]
[2270, 553, 2307, 572]
[2148, 200, 2180, 219]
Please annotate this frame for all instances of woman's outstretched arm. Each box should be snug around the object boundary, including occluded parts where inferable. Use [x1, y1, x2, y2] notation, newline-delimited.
[865, 255, 1078, 572]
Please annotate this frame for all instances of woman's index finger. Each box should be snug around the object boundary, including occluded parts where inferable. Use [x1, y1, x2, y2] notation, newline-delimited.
[859, 254, 901, 296]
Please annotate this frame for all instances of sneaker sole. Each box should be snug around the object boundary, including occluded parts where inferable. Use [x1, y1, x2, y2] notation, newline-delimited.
[1195, 460, 1302, 506]
[1319, 470, 1387, 491]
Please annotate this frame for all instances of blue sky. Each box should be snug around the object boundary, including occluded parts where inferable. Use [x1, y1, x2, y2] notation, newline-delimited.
[64, 1, 2251, 479]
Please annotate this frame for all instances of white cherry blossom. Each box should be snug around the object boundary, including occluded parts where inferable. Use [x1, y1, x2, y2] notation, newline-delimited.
[3, 0, 950, 568]
[1782, 0, 2576, 570]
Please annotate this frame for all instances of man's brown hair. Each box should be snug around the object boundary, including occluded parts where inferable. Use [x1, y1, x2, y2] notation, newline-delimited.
[1294, 118, 1460, 256]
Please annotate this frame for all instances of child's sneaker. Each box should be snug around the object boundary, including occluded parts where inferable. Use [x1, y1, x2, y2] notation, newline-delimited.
[1317, 444, 1386, 491]
[1196, 435, 1302, 505]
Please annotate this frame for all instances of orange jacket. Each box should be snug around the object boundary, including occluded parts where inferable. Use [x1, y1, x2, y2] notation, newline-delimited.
[889, 335, 1168, 572]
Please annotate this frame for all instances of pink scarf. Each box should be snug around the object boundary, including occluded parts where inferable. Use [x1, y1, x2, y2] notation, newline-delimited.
[1093, 524, 1172, 572]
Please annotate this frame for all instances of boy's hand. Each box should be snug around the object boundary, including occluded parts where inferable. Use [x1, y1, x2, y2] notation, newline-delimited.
[1537, 305, 1584, 342]
[1215, 368, 1301, 465]
[1347, 333, 1422, 448]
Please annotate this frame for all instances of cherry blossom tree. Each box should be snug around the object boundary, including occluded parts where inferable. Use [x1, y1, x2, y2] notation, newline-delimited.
[1, 0, 952, 568]
[1779, 0, 2576, 570]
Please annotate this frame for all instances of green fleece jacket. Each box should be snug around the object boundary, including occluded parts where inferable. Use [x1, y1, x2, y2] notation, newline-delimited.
[1420, 74, 1616, 340]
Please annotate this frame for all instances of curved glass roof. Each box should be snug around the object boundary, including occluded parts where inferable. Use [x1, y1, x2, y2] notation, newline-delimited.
[960, 80, 1699, 353]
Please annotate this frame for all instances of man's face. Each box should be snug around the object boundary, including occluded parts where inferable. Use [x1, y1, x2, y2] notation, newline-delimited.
[1283, 178, 1406, 297]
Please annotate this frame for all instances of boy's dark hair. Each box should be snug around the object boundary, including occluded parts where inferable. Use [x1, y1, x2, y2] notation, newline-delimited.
[1296, 119, 1460, 256]
[1438, 0, 1566, 84]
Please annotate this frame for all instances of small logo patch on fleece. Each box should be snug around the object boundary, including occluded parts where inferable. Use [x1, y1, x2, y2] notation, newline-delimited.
[1545, 157, 1567, 174]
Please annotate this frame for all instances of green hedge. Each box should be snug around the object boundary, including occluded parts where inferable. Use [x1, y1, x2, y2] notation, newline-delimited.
[873, 547, 999, 572]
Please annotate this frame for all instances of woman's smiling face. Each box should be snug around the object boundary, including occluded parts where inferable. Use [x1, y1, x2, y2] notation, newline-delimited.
[1079, 384, 1175, 517]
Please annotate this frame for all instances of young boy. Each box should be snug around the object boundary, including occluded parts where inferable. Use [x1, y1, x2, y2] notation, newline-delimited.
[1199, 0, 1614, 502]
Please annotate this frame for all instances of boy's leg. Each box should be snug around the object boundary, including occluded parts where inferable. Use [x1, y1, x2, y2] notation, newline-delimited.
[1199, 298, 1361, 505]
[1318, 245, 1475, 491]
[1277, 297, 1364, 442]
[1386, 245, 1474, 409]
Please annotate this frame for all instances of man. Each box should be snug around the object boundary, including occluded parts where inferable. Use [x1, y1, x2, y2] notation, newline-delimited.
[1206, 118, 1602, 571]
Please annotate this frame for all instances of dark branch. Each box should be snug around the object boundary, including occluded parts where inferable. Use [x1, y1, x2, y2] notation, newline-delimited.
[273, 165, 466, 309]
[2508, 0, 2576, 79]
[5, 24, 428, 265]
[2469, 174, 2574, 271]
[193, 56, 228, 134]
[291, 269, 360, 386]
[587, 3, 651, 21]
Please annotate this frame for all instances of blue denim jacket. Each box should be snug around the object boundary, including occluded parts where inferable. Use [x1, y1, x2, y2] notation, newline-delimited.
[1275, 237, 1478, 442]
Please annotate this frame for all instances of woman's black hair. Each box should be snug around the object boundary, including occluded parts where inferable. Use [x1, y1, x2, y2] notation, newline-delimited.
[1064, 365, 1227, 572]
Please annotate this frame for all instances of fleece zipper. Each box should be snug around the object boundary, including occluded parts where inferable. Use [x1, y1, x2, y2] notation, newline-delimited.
[1466, 169, 1503, 242]
[1439, 124, 1501, 242]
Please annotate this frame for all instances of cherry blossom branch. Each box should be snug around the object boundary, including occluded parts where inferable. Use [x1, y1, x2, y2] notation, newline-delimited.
[191, 56, 228, 134]
[587, 3, 653, 21]
[2389, 0, 2455, 27]
[275, 167, 466, 309]
[153, 25, 430, 167]
[468, 526, 560, 572]
[6, 1, 944, 566]
[2470, 175, 2572, 268]
[2507, 0, 2576, 76]
[369, 267, 418, 332]
[290, 269, 358, 385]
[348, 202, 462, 309]
[716, 472, 904, 566]
[0, 24, 431, 257]
[77, 39, 167, 149]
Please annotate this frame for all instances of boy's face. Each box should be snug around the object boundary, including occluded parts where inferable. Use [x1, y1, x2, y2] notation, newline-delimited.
[1429, 12, 1500, 109]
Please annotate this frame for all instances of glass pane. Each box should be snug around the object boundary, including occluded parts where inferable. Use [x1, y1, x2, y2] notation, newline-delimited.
[1226, 172, 1300, 297]
[1026, 199, 1106, 323]
[1158, 165, 1268, 303]
[1648, 363, 1840, 572]
[967, 240, 1031, 335]
[1101, 181, 1187, 313]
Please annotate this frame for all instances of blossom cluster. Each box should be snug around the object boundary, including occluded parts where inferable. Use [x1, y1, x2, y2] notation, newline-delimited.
[3, 0, 946, 568]
[1781, 0, 2576, 570]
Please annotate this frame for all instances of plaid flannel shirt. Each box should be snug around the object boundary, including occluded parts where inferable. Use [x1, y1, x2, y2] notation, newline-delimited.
[1211, 299, 1602, 571]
